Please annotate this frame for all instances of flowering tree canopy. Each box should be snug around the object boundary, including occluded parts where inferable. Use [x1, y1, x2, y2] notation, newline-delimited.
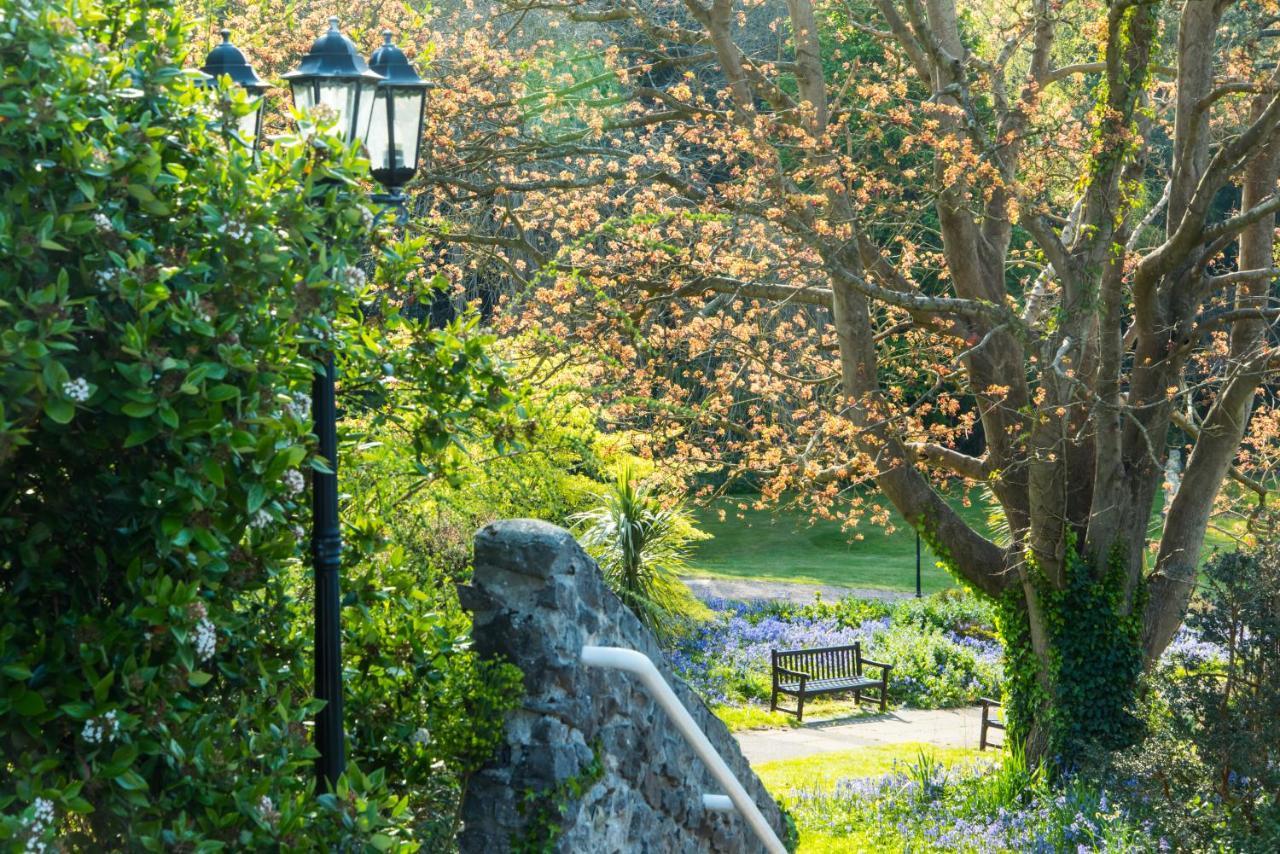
[199, 0, 1280, 760]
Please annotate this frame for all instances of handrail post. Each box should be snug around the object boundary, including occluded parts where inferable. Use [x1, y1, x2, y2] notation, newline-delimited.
[581, 645, 787, 854]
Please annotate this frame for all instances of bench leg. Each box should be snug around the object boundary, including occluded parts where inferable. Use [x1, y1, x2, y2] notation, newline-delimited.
[878, 683, 887, 712]
[853, 689, 861, 706]
[770, 687, 777, 713]
[980, 706, 988, 751]
[796, 693, 805, 722]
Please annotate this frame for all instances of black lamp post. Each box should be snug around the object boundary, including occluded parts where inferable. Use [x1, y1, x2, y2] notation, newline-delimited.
[283, 16, 388, 792]
[198, 17, 427, 793]
[366, 31, 430, 213]
[915, 530, 922, 599]
[199, 29, 268, 144]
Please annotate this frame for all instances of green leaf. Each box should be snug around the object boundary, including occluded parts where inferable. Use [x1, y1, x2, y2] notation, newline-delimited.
[246, 484, 266, 513]
[203, 458, 225, 488]
[2, 663, 33, 680]
[59, 702, 94, 720]
[187, 670, 213, 687]
[14, 691, 47, 717]
[44, 397, 75, 424]
[114, 770, 148, 791]
[121, 400, 157, 418]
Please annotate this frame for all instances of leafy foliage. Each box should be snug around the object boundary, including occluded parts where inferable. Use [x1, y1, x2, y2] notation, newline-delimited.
[1117, 543, 1280, 849]
[0, 1, 517, 848]
[996, 543, 1146, 766]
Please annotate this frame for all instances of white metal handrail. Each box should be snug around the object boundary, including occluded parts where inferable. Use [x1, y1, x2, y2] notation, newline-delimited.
[580, 645, 787, 854]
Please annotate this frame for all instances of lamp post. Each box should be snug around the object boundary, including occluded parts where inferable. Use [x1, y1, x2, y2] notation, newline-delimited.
[198, 29, 268, 144]
[283, 16, 387, 792]
[199, 15, 427, 793]
[915, 530, 922, 599]
[366, 31, 430, 217]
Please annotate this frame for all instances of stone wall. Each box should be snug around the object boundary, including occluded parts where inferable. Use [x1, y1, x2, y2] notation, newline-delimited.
[457, 519, 787, 853]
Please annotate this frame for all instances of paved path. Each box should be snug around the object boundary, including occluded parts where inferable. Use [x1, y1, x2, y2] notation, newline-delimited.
[681, 576, 914, 604]
[734, 706, 987, 765]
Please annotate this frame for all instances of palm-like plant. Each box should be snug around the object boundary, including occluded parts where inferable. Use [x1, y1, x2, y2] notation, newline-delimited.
[571, 465, 705, 640]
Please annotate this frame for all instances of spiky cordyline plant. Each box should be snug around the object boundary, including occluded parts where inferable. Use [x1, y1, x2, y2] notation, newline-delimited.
[571, 465, 704, 641]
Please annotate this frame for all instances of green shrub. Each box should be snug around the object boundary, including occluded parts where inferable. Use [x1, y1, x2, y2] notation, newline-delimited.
[749, 595, 893, 629]
[0, 1, 516, 848]
[873, 626, 1001, 709]
[1102, 543, 1280, 851]
[890, 587, 997, 639]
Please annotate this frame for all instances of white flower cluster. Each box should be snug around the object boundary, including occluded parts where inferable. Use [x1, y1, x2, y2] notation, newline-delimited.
[359, 206, 375, 230]
[21, 796, 55, 852]
[81, 709, 118, 744]
[218, 220, 251, 243]
[287, 392, 311, 421]
[249, 509, 274, 530]
[62, 377, 91, 403]
[194, 617, 217, 660]
[92, 212, 113, 232]
[282, 469, 305, 496]
[291, 524, 306, 541]
[339, 265, 368, 293]
[257, 795, 280, 827]
[94, 267, 123, 290]
[411, 727, 431, 746]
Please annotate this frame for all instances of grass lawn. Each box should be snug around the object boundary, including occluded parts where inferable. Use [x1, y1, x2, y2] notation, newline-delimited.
[688, 493, 993, 594]
[754, 742, 988, 794]
[689, 491, 1248, 595]
[714, 699, 875, 732]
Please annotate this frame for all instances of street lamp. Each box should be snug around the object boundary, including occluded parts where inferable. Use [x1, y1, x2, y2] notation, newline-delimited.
[282, 15, 392, 792]
[195, 17, 429, 793]
[199, 29, 268, 144]
[283, 17, 383, 146]
[365, 31, 429, 210]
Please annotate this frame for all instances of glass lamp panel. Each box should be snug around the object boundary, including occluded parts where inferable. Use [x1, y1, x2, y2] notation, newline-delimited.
[352, 82, 377, 146]
[366, 87, 394, 172]
[392, 89, 423, 171]
[317, 80, 358, 139]
[291, 79, 316, 111]
[237, 96, 264, 142]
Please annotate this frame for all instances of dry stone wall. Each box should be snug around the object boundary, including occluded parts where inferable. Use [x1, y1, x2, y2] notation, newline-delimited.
[457, 519, 787, 853]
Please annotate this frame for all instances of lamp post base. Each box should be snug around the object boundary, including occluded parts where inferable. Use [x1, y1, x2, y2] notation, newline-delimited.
[372, 189, 408, 225]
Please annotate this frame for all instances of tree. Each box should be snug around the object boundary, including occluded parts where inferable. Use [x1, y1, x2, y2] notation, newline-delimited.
[390, 0, 1280, 763]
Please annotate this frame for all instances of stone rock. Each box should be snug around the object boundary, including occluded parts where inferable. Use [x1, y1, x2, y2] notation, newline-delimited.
[459, 519, 786, 853]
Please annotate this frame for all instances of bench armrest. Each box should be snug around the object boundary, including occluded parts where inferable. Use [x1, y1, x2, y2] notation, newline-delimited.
[979, 697, 1002, 707]
[773, 665, 811, 680]
[859, 658, 892, 671]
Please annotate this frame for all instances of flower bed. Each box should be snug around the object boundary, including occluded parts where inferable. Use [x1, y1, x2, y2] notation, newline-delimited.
[779, 751, 1164, 852]
[668, 590, 1004, 717]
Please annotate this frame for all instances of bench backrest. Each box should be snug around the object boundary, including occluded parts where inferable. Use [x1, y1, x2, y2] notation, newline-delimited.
[772, 643, 861, 680]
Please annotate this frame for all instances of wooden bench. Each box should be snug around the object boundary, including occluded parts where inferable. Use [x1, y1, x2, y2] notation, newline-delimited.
[770, 642, 891, 722]
[979, 697, 1005, 750]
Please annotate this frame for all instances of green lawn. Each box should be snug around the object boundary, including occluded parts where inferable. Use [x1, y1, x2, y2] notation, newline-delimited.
[688, 494, 993, 594]
[688, 492, 1247, 595]
[754, 742, 988, 795]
